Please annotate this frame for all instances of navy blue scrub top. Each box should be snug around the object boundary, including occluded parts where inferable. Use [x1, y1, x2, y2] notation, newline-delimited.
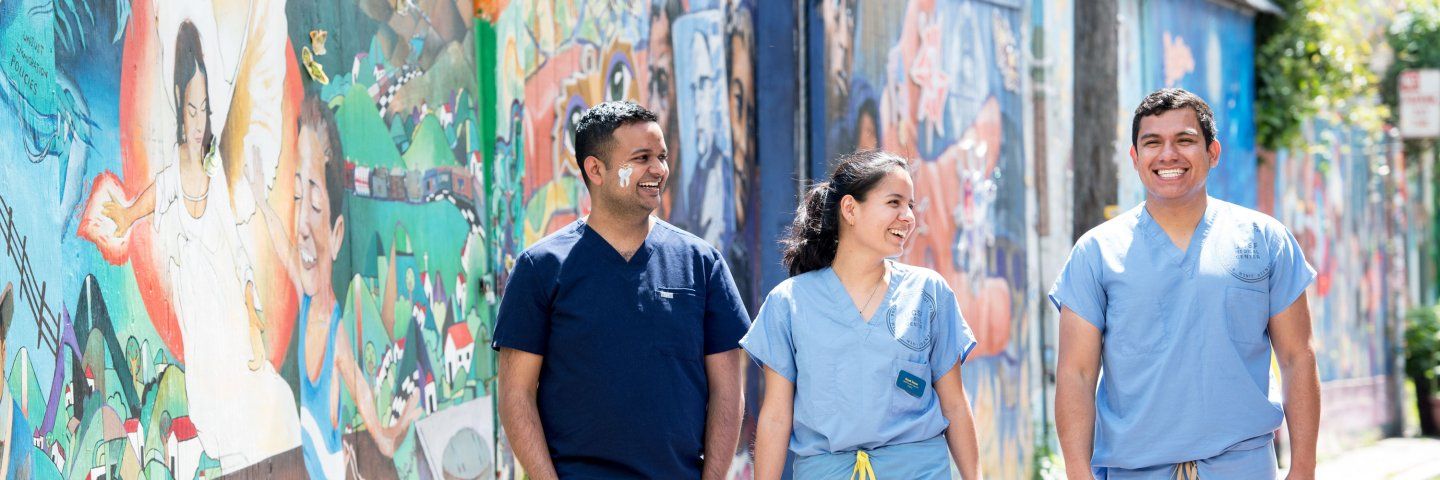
[492, 218, 751, 479]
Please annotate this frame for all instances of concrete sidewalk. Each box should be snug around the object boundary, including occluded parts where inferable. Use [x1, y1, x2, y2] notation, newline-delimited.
[1298, 438, 1440, 479]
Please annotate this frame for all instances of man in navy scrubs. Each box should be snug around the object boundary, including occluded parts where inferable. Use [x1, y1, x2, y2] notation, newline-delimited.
[493, 101, 750, 479]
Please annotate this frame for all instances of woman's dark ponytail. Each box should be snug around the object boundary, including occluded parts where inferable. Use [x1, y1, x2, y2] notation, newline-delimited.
[781, 182, 841, 276]
[780, 150, 909, 277]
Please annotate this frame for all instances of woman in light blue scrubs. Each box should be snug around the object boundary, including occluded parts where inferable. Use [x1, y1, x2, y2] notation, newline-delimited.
[742, 151, 981, 480]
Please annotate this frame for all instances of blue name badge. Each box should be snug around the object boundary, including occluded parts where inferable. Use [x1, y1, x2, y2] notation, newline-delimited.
[896, 370, 926, 398]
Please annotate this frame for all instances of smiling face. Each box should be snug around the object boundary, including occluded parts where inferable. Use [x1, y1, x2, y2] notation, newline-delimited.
[293, 123, 343, 297]
[839, 168, 917, 259]
[1130, 108, 1220, 207]
[586, 121, 670, 218]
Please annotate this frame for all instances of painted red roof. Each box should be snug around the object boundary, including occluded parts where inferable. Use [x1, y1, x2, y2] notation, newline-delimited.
[447, 323, 473, 349]
[169, 416, 198, 441]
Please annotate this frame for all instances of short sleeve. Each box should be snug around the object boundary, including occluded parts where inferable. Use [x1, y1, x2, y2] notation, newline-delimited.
[1048, 238, 1107, 330]
[930, 283, 978, 382]
[491, 253, 552, 354]
[1267, 225, 1316, 317]
[703, 254, 751, 354]
[738, 289, 796, 382]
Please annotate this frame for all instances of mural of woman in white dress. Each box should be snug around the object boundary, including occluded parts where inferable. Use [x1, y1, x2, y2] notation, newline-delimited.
[97, 19, 300, 474]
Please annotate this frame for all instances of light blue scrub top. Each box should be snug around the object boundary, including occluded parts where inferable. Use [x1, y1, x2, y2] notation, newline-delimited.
[1049, 198, 1315, 476]
[741, 262, 977, 457]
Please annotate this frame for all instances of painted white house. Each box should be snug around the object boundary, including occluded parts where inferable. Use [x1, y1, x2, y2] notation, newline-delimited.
[443, 323, 474, 385]
[124, 418, 143, 461]
[166, 416, 202, 480]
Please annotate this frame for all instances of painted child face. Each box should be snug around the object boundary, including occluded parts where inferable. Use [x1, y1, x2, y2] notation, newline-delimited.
[294, 123, 342, 296]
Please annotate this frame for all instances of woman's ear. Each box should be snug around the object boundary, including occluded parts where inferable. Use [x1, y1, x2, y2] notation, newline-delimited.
[840, 194, 857, 226]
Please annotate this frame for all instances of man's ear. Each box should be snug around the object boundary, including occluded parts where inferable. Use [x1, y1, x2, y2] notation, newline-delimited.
[1207, 140, 1222, 168]
[1129, 145, 1139, 170]
[584, 155, 607, 187]
[330, 215, 346, 261]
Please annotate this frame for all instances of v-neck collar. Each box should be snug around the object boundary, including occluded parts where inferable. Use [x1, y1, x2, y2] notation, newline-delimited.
[579, 218, 656, 267]
[823, 260, 902, 328]
[1137, 198, 1219, 266]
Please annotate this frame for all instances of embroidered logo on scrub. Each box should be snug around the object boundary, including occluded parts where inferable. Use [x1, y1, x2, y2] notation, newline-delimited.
[1227, 222, 1273, 283]
[887, 291, 936, 351]
[896, 370, 926, 398]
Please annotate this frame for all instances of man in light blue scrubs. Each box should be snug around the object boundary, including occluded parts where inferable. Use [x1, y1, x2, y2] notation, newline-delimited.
[1050, 88, 1320, 479]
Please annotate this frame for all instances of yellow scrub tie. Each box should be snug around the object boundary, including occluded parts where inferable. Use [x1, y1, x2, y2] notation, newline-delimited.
[850, 450, 877, 480]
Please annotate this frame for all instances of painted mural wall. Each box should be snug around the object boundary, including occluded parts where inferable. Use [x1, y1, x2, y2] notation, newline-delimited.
[0, 0, 495, 478]
[1270, 117, 1411, 457]
[814, 0, 1040, 477]
[0, 0, 1423, 478]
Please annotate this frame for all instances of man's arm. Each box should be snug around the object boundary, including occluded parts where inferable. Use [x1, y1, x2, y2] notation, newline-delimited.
[934, 362, 980, 479]
[498, 348, 558, 480]
[753, 366, 793, 480]
[1270, 292, 1319, 479]
[1056, 306, 1102, 480]
[702, 348, 744, 480]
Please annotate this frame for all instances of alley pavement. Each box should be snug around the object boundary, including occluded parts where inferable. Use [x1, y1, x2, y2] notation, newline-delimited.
[1294, 437, 1440, 479]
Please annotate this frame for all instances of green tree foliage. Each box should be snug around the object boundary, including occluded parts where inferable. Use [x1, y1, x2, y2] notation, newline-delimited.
[1382, 1, 1440, 125]
[1255, 0, 1389, 150]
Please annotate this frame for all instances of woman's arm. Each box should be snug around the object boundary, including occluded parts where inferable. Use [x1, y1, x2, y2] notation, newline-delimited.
[935, 363, 980, 480]
[753, 366, 795, 480]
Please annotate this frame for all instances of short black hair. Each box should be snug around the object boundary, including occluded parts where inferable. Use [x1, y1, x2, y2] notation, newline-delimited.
[573, 101, 658, 187]
[1131, 87, 1217, 148]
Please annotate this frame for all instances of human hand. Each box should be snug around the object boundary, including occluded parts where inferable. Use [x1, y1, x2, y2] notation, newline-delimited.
[372, 392, 422, 457]
[245, 145, 267, 203]
[102, 194, 131, 237]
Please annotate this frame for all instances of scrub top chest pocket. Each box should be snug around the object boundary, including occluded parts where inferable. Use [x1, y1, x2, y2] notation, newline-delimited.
[882, 291, 938, 415]
[888, 358, 934, 416]
[645, 286, 704, 359]
[1224, 286, 1270, 347]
